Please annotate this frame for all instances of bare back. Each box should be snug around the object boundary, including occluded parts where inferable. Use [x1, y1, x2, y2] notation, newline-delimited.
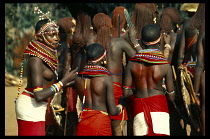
[124, 61, 173, 98]
[107, 37, 135, 83]
[75, 75, 117, 114]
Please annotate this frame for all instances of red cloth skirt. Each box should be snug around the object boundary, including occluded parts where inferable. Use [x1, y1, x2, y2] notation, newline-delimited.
[109, 82, 128, 120]
[76, 108, 112, 136]
[66, 87, 78, 112]
[45, 96, 57, 125]
[17, 119, 45, 136]
[133, 95, 170, 136]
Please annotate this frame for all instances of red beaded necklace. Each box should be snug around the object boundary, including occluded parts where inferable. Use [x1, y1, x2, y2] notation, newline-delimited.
[24, 40, 58, 71]
[78, 65, 110, 78]
[15, 40, 58, 100]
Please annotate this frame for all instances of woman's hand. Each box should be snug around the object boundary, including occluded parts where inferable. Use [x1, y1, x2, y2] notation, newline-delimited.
[61, 67, 78, 87]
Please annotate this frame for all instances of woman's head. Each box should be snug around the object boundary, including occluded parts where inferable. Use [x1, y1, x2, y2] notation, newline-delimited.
[141, 24, 161, 48]
[35, 19, 60, 49]
[86, 43, 106, 64]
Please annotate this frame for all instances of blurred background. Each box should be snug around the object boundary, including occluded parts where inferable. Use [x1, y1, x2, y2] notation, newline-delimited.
[5, 3, 190, 85]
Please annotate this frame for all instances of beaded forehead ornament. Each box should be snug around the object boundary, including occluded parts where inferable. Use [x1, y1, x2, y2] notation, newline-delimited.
[34, 6, 59, 36]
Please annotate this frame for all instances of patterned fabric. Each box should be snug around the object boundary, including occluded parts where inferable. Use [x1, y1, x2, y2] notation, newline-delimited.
[78, 65, 110, 78]
[24, 40, 58, 72]
[130, 49, 169, 64]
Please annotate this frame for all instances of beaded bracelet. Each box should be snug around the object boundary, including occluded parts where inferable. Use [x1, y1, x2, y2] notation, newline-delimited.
[123, 85, 132, 90]
[164, 44, 171, 50]
[50, 85, 56, 94]
[50, 81, 63, 95]
[58, 81, 63, 87]
[134, 43, 140, 48]
[167, 91, 175, 94]
[116, 104, 123, 115]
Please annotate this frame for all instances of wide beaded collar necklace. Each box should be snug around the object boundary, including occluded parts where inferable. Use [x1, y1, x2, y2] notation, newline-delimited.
[24, 40, 58, 73]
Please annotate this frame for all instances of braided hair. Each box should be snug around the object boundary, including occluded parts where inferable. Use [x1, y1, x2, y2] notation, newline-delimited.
[189, 3, 205, 31]
[92, 13, 112, 50]
[131, 3, 154, 39]
[111, 6, 127, 38]
[159, 7, 181, 33]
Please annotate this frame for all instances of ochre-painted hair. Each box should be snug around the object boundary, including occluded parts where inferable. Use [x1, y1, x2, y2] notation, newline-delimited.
[141, 3, 158, 14]
[57, 17, 74, 34]
[189, 3, 205, 31]
[131, 3, 153, 39]
[142, 3, 159, 24]
[111, 6, 127, 38]
[92, 13, 112, 50]
[159, 7, 181, 33]
[72, 11, 92, 48]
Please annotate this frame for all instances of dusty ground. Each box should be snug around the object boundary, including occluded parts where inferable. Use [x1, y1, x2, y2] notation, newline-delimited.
[5, 86, 25, 136]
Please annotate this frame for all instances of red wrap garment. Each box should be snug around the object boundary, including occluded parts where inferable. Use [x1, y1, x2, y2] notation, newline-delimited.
[17, 119, 45, 136]
[76, 108, 112, 136]
[66, 87, 78, 112]
[109, 82, 128, 121]
[133, 95, 170, 136]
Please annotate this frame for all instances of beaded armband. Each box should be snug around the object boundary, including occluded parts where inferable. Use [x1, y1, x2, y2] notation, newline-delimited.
[123, 85, 132, 90]
[33, 86, 43, 92]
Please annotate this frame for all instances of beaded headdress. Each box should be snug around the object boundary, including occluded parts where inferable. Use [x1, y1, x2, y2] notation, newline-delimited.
[141, 35, 161, 46]
[34, 6, 59, 36]
[87, 50, 106, 64]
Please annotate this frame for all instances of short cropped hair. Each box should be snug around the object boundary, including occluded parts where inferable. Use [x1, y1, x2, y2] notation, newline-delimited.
[86, 43, 105, 61]
[141, 24, 161, 43]
[35, 19, 49, 34]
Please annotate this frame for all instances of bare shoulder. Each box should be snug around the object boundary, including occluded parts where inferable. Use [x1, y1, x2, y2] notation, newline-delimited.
[28, 56, 43, 67]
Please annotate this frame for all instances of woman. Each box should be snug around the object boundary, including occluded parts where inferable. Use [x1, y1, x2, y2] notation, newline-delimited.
[15, 12, 78, 136]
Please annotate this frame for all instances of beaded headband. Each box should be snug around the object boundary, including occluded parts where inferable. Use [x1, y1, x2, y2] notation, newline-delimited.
[142, 35, 161, 46]
[88, 50, 106, 64]
[34, 6, 59, 36]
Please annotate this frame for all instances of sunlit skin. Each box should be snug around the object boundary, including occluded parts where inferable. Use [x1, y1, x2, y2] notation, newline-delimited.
[38, 26, 60, 49]
[26, 25, 77, 102]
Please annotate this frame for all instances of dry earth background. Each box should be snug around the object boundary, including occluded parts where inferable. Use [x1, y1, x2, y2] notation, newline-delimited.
[5, 74, 27, 136]
[5, 86, 22, 136]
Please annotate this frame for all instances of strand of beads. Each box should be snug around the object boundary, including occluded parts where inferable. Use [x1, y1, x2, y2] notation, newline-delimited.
[15, 56, 25, 100]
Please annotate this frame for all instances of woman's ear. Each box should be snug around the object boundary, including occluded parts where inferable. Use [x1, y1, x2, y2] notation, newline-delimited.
[35, 35, 44, 42]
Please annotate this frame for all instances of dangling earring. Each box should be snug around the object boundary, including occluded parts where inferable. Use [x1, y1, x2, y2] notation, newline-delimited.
[122, 28, 126, 33]
[153, 17, 157, 24]
[34, 35, 38, 41]
[153, 13, 157, 24]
